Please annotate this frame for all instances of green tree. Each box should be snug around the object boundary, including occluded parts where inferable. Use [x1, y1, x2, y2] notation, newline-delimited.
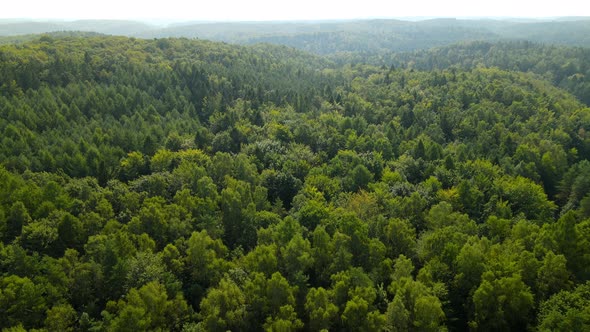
[471, 272, 534, 331]
[537, 281, 590, 331]
[347, 164, 373, 192]
[263, 305, 304, 332]
[103, 281, 190, 331]
[185, 230, 232, 304]
[387, 255, 446, 332]
[220, 184, 256, 250]
[0, 275, 46, 329]
[281, 233, 314, 285]
[537, 251, 572, 300]
[305, 287, 339, 331]
[385, 295, 410, 332]
[4, 201, 31, 242]
[244, 272, 299, 330]
[199, 278, 246, 332]
[45, 303, 77, 332]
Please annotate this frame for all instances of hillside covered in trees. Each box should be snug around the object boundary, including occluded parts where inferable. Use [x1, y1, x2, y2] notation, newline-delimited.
[3, 18, 590, 53]
[1, 33, 590, 331]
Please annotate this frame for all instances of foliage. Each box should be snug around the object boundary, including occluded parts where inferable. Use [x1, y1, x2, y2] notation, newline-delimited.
[0, 33, 589, 330]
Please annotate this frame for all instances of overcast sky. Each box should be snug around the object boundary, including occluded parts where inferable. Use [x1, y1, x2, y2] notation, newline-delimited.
[2, 0, 588, 21]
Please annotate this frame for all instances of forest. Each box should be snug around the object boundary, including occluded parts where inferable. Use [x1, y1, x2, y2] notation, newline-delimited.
[0, 28, 590, 331]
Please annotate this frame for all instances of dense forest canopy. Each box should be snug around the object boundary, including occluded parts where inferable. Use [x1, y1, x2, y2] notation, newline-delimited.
[1, 24, 590, 331]
[360, 41, 590, 105]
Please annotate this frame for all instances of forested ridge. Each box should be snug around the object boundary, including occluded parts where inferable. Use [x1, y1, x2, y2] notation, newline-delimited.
[4, 18, 590, 53]
[1, 35, 590, 331]
[371, 40, 590, 105]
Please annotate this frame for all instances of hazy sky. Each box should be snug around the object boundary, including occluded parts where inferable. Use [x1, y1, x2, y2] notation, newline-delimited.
[2, 0, 587, 21]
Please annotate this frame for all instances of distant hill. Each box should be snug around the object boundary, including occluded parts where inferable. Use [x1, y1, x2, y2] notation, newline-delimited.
[0, 21, 65, 36]
[0, 30, 103, 44]
[377, 40, 590, 105]
[492, 20, 590, 46]
[137, 19, 499, 53]
[0, 19, 154, 36]
[1, 18, 590, 53]
[135, 18, 590, 53]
